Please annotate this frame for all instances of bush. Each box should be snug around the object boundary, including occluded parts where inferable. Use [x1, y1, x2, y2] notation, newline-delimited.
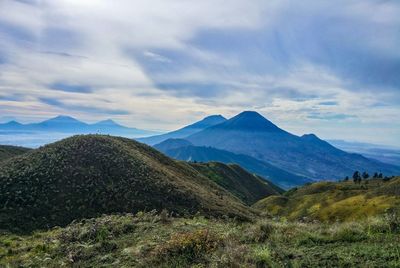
[152, 229, 221, 264]
[385, 213, 400, 233]
[330, 223, 367, 243]
[252, 246, 272, 267]
[242, 221, 274, 243]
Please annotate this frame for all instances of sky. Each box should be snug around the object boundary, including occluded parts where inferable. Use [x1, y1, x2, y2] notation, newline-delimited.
[0, 0, 399, 146]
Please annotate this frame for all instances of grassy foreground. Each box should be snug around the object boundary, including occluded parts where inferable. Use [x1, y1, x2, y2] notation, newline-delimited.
[1, 211, 399, 267]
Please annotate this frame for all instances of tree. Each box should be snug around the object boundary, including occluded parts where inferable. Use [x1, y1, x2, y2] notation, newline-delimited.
[373, 172, 378, 179]
[378, 173, 383, 178]
[353, 171, 361, 184]
[362, 171, 369, 179]
[344, 176, 349, 181]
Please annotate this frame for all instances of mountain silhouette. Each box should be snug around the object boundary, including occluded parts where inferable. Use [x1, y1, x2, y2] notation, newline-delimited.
[0, 115, 157, 137]
[187, 111, 400, 180]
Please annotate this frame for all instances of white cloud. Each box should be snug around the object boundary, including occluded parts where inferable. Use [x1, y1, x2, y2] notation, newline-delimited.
[0, 0, 399, 145]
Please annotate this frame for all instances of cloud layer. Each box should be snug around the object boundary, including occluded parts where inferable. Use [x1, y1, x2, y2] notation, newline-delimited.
[0, 0, 399, 145]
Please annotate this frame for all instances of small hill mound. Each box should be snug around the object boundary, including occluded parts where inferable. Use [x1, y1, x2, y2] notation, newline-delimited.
[0, 145, 31, 162]
[0, 135, 252, 231]
[190, 162, 283, 205]
[253, 177, 400, 222]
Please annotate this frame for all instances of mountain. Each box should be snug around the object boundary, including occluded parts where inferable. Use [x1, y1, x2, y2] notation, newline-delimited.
[0, 145, 31, 162]
[29, 115, 89, 132]
[0, 135, 254, 231]
[138, 115, 227, 145]
[0, 120, 23, 130]
[187, 111, 400, 180]
[253, 177, 400, 222]
[155, 139, 311, 189]
[189, 162, 283, 205]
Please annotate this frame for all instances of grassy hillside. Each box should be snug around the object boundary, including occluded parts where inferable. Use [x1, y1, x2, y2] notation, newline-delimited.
[0, 145, 31, 162]
[190, 162, 283, 205]
[1, 211, 399, 267]
[254, 177, 400, 222]
[0, 135, 253, 232]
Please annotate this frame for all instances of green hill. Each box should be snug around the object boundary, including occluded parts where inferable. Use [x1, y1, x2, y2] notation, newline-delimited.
[0, 145, 31, 162]
[253, 177, 400, 222]
[189, 162, 283, 205]
[0, 135, 253, 231]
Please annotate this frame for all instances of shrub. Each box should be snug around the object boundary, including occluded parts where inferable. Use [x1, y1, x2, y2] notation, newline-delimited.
[152, 229, 221, 264]
[252, 246, 272, 267]
[243, 221, 274, 243]
[385, 213, 400, 233]
[330, 223, 367, 242]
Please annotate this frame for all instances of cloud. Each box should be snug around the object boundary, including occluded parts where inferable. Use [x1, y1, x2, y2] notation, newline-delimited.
[0, 0, 399, 145]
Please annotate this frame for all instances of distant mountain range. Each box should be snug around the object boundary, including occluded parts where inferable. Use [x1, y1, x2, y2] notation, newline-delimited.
[0, 115, 158, 137]
[145, 111, 400, 187]
[0, 115, 161, 148]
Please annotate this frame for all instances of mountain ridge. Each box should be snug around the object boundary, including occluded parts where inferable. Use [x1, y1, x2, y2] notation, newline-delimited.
[138, 114, 227, 145]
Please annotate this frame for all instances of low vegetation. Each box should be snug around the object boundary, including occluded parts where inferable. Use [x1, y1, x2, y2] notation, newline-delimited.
[1, 211, 399, 267]
[254, 177, 400, 222]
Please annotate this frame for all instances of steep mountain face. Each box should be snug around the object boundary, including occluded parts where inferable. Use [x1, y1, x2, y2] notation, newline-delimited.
[0, 135, 252, 231]
[189, 162, 283, 205]
[0, 145, 31, 162]
[253, 177, 400, 222]
[138, 115, 227, 145]
[155, 139, 311, 189]
[187, 111, 400, 180]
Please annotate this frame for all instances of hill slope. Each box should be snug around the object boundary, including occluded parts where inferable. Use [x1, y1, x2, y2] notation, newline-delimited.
[253, 177, 400, 222]
[187, 111, 400, 180]
[138, 115, 226, 145]
[0, 135, 252, 231]
[189, 162, 283, 205]
[155, 139, 311, 189]
[0, 145, 31, 162]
